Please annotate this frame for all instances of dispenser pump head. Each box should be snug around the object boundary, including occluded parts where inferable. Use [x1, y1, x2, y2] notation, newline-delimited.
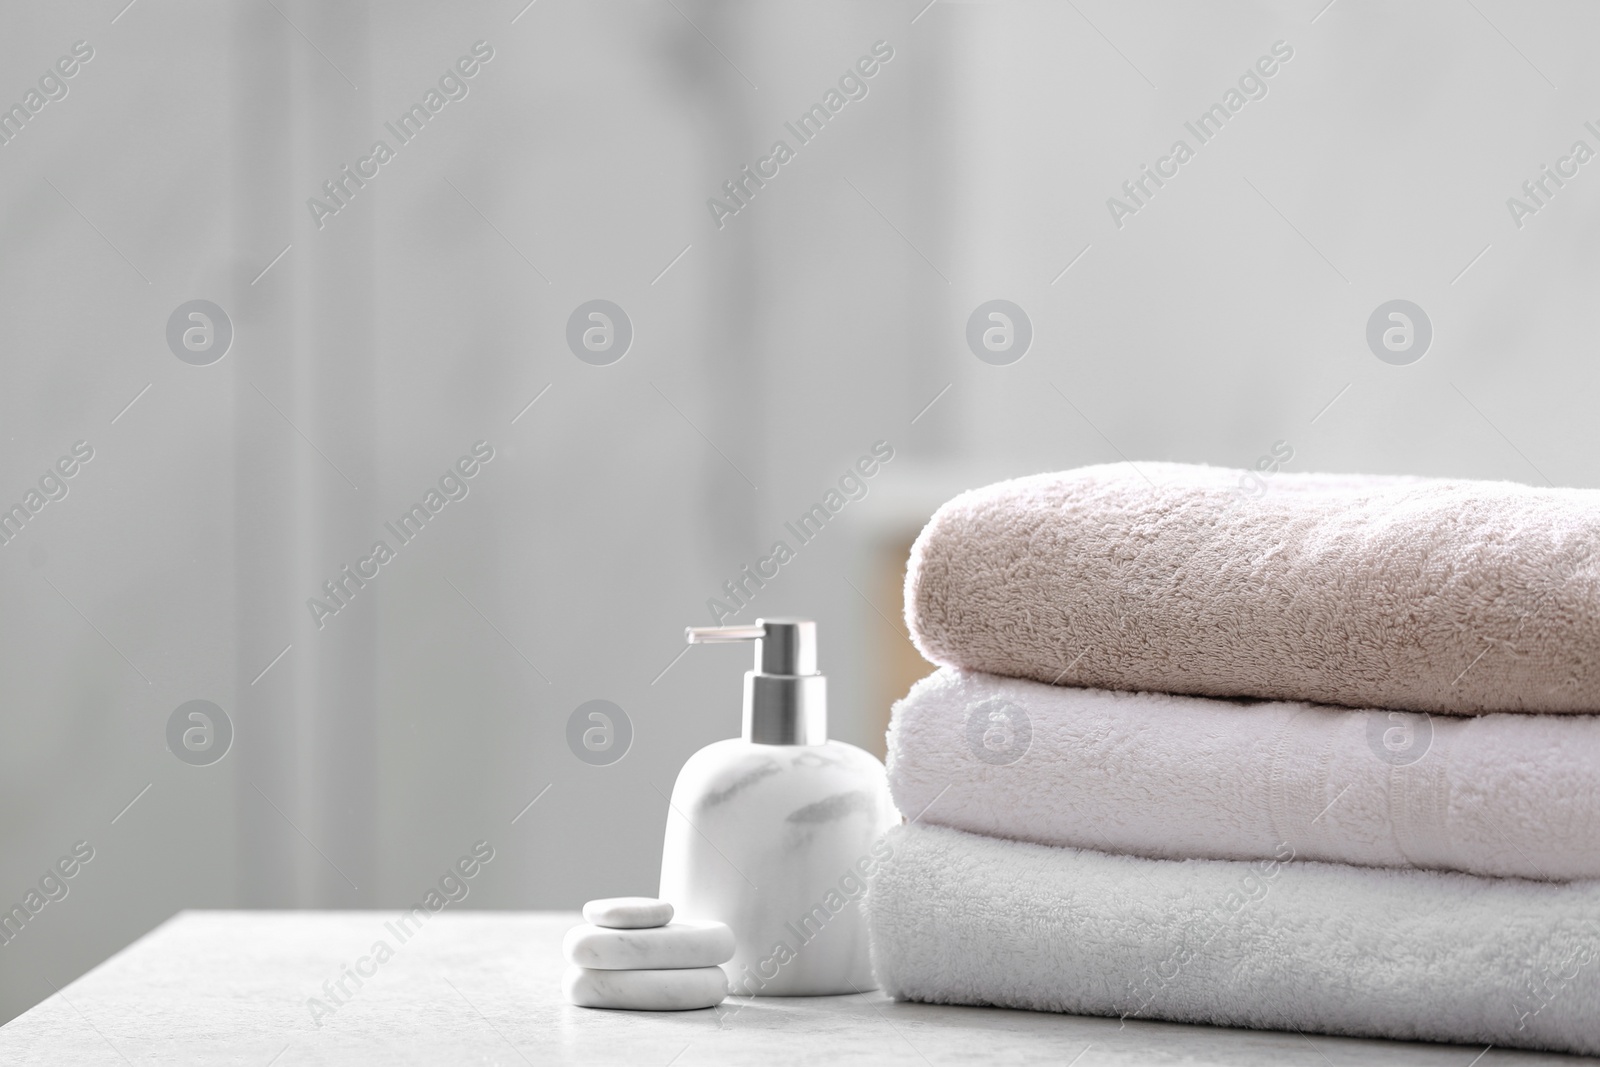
[685, 617, 827, 745]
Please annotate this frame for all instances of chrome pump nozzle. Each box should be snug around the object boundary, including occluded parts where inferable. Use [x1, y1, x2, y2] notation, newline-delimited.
[685, 618, 826, 745]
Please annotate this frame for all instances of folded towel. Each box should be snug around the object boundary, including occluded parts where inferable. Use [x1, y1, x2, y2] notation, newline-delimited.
[888, 668, 1600, 881]
[905, 462, 1600, 714]
[865, 823, 1600, 1056]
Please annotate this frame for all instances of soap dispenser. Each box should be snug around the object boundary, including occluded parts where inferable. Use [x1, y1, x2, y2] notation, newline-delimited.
[659, 618, 898, 996]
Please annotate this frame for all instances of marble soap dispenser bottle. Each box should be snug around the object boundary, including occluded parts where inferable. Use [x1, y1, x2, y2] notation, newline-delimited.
[659, 618, 898, 996]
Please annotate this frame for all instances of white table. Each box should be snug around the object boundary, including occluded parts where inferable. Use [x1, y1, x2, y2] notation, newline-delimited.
[0, 912, 1582, 1065]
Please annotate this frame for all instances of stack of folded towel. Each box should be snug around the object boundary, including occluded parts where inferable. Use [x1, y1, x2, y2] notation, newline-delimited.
[864, 462, 1600, 1056]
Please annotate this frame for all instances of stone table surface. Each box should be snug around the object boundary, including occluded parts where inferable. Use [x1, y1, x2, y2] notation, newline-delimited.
[0, 911, 1587, 1065]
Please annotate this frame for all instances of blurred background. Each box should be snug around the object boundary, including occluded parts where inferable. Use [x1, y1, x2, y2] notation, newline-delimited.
[1, 0, 1596, 1025]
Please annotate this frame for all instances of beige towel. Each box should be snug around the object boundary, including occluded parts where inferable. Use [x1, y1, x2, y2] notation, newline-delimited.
[906, 462, 1600, 714]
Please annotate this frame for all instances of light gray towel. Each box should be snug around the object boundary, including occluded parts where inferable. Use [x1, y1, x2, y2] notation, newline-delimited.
[905, 462, 1600, 714]
[888, 668, 1600, 881]
[865, 823, 1600, 1056]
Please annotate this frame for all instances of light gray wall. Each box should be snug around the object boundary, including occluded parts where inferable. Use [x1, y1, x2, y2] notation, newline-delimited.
[0, 0, 1595, 1025]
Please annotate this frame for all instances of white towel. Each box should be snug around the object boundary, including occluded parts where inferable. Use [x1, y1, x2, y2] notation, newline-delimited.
[888, 668, 1600, 881]
[865, 823, 1600, 1056]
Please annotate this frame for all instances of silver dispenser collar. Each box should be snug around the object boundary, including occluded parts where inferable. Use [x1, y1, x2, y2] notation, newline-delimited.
[685, 617, 827, 745]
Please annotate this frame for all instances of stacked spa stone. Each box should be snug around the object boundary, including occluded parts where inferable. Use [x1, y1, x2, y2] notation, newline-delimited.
[562, 897, 734, 1011]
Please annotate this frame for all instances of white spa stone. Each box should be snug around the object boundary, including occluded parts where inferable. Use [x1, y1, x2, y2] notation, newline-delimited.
[582, 897, 673, 929]
[562, 964, 727, 1011]
[563, 920, 735, 970]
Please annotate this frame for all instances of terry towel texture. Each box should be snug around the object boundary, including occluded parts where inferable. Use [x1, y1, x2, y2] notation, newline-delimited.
[888, 668, 1600, 881]
[864, 823, 1600, 1057]
[905, 462, 1600, 714]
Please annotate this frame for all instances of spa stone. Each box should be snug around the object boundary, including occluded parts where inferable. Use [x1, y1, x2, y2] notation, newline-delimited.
[563, 920, 734, 970]
[562, 964, 727, 1011]
[582, 897, 673, 929]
